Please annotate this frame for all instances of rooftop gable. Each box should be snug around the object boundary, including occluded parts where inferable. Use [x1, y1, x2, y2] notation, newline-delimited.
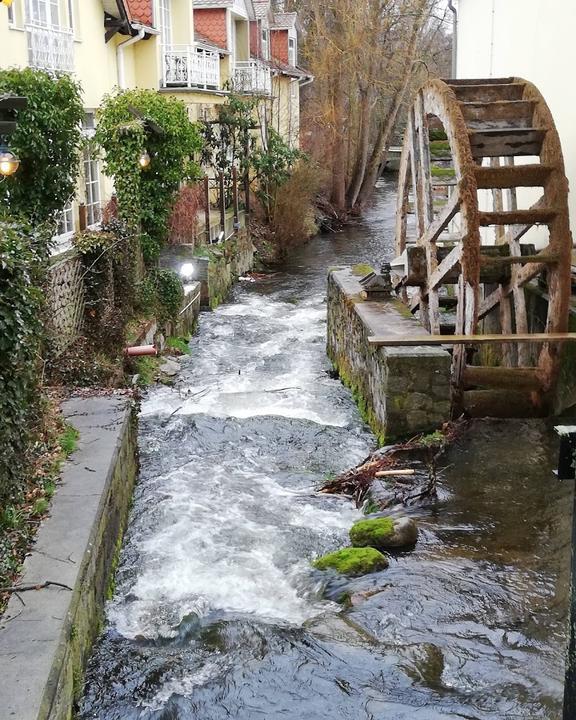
[124, 0, 153, 26]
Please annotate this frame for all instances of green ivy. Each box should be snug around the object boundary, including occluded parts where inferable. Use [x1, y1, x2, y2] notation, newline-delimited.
[0, 68, 84, 226]
[201, 94, 256, 176]
[96, 89, 203, 255]
[0, 214, 50, 503]
[135, 268, 184, 325]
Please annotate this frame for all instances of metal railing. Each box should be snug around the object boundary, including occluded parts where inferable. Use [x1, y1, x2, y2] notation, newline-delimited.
[26, 23, 74, 73]
[163, 45, 220, 90]
[199, 168, 248, 245]
[233, 60, 272, 95]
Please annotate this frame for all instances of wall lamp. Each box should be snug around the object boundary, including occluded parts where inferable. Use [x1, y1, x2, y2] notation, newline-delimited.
[138, 150, 151, 170]
[0, 146, 20, 177]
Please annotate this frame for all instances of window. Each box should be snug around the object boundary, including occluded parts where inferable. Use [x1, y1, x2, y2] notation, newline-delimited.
[26, 0, 60, 27]
[56, 200, 75, 236]
[7, 4, 14, 23]
[288, 37, 296, 66]
[158, 0, 172, 46]
[83, 113, 101, 227]
[83, 149, 101, 226]
[261, 28, 269, 59]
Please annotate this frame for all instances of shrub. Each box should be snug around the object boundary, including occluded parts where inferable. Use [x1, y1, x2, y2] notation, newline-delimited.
[0, 68, 84, 226]
[168, 183, 205, 246]
[0, 215, 49, 503]
[267, 160, 323, 259]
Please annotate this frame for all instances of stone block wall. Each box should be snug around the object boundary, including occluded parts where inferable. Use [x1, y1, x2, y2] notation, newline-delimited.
[46, 250, 85, 354]
[327, 269, 452, 443]
[198, 228, 254, 309]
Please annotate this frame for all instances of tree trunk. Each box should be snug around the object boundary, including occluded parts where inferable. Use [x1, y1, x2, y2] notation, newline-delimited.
[346, 86, 372, 210]
[354, 0, 428, 210]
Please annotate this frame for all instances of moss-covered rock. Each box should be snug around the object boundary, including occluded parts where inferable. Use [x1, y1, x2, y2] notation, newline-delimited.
[350, 516, 418, 549]
[313, 547, 388, 576]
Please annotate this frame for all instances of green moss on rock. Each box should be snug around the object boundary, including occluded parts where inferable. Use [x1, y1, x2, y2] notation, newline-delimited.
[313, 547, 388, 576]
[351, 516, 419, 549]
[350, 517, 394, 549]
[351, 263, 374, 277]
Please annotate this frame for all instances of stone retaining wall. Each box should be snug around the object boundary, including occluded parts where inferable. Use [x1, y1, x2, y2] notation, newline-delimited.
[327, 268, 452, 443]
[196, 229, 254, 308]
[0, 396, 138, 720]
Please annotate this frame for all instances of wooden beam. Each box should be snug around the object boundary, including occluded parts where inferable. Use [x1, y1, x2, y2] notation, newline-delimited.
[463, 365, 543, 391]
[427, 244, 461, 289]
[417, 191, 460, 246]
[368, 333, 576, 347]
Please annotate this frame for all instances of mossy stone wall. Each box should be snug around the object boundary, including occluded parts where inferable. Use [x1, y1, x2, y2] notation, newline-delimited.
[327, 269, 451, 443]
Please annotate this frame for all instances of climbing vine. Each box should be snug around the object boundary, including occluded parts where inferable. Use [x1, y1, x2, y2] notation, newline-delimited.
[0, 213, 50, 503]
[96, 89, 203, 259]
[0, 68, 84, 226]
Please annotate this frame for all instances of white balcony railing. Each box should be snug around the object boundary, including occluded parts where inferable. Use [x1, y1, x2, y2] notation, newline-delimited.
[163, 46, 220, 90]
[233, 60, 272, 95]
[26, 23, 74, 73]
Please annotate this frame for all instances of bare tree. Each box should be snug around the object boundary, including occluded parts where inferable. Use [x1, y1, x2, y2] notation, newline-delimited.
[296, 0, 450, 216]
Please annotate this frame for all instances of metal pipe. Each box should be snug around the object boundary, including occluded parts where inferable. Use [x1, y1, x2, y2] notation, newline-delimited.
[116, 27, 146, 89]
[448, 0, 458, 79]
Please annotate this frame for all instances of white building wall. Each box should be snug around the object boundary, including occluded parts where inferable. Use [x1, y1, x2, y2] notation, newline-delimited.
[457, 0, 576, 239]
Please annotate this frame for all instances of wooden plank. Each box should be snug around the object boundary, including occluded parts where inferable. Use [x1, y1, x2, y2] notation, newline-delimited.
[451, 83, 525, 102]
[469, 128, 545, 158]
[478, 208, 556, 226]
[368, 333, 576, 347]
[474, 163, 551, 189]
[460, 100, 535, 126]
[427, 244, 461, 289]
[463, 366, 542, 391]
[491, 158, 505, 243]
[395, 133, 412, 255]
[409, 110, 424, 239]
[446, 78, 515, 86]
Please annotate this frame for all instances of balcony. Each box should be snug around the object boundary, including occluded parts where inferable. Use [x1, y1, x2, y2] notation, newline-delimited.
[163, 46, 220, 90]
[233, 60, 272, 96]
[26, 24, 74, 73]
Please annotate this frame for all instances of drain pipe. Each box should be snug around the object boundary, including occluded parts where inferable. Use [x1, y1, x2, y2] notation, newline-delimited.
[117, 26, 146, 89]
[448, 0, 458, 78]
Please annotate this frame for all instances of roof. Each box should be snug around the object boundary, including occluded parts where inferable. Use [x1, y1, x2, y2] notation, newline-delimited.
[268, 59, 312, 80]
[270, 12, 297, 29]
[252, 0, 271, 20]
[195, 31, 230, 54]
[124, 0, 153, 26]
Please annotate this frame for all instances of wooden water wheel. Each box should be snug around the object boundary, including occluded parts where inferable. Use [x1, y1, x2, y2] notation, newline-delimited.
[394, 77, 573, 418]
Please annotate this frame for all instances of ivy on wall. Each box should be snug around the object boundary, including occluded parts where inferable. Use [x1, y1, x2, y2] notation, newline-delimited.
[96, 88, 203, 261]
[0, 68, 84, 226]
[0, 215, 49, 503]
[0, 69, 83, 503]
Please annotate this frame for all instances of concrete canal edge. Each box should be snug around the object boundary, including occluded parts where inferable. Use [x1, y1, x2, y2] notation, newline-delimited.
[327, 268, 452, 443]
[0, 396, 138, 720]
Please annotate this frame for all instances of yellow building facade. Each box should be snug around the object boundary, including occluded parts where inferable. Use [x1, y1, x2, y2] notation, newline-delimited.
[1, 0, 310, 249]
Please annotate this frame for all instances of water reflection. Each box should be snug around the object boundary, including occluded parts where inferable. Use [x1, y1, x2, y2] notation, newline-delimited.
[79, 178, 569, 720]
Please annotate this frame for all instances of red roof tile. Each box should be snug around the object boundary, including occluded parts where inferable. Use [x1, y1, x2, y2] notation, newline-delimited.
[125, 0, 153, 27]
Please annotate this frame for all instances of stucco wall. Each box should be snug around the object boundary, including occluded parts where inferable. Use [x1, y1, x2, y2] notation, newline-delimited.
[457, 0, 576, 238]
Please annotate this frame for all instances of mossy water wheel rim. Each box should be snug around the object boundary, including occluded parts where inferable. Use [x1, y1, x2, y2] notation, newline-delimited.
[394, 77, 572, 417]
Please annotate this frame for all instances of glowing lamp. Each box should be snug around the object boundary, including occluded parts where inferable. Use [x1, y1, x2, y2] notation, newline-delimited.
[2, 0, 14, 8]
[0, 148, 20, 177]
[180, 263, 195, 281]
[138, 150, 151, 169]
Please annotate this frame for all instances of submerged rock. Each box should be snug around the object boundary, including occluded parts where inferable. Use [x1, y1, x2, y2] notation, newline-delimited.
[313, 547, 388, 576]
[350, 516, 418, 549]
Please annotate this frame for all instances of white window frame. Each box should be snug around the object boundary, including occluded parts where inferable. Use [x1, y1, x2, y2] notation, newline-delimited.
[7, 3, 15, 24]
[261, 27, 269, 60]
[26, 0, 60, 28]
[56, 199, 75, 236]
[158, 0, 172, 46]
[82, 112, 101, 229]
[288, 36, 296, 66]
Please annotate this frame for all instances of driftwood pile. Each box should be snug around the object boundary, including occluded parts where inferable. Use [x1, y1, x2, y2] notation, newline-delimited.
[320, 422, 466, 509]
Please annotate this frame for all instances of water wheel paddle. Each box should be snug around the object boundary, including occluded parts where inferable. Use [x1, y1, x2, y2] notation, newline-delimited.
[394, 77, 573, 417]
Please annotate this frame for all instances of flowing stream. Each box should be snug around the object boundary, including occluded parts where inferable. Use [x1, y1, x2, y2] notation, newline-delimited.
[79, 178, 571, 719]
